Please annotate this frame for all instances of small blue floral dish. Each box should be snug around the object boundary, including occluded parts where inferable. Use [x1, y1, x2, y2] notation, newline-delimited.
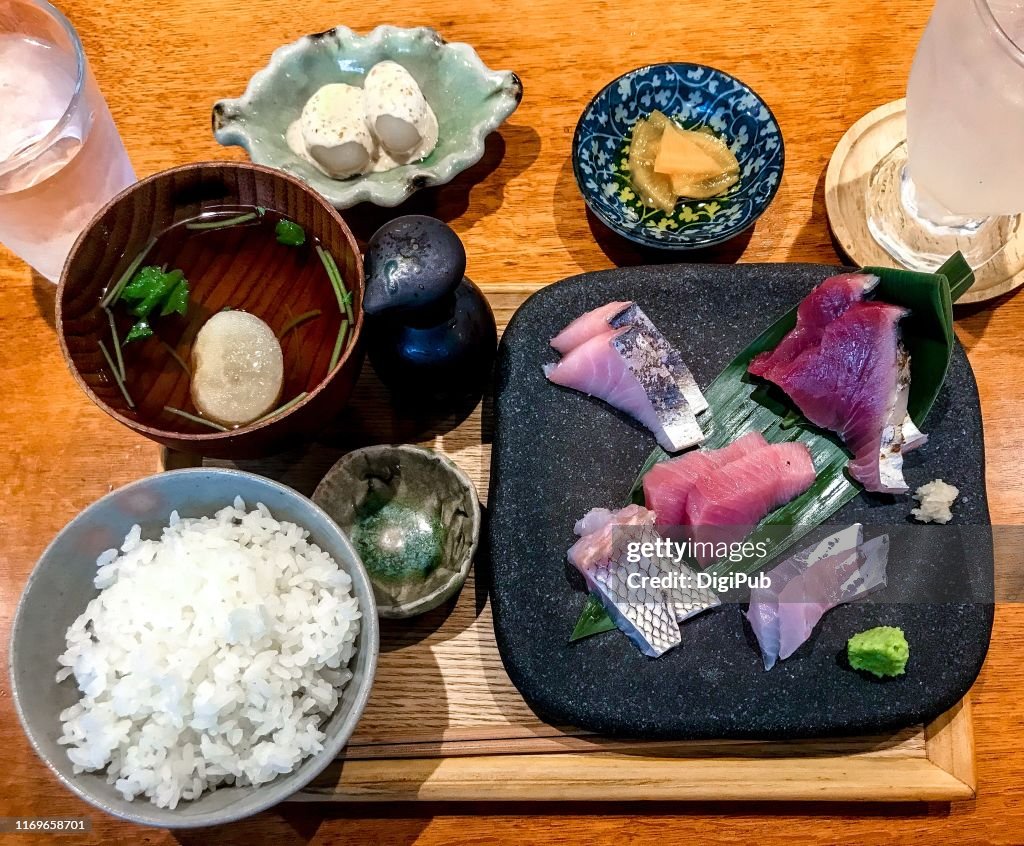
[572, 63, 784, 250]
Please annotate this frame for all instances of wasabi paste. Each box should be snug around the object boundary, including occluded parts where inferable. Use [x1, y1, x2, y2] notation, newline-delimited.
[847, 626, 909, 678]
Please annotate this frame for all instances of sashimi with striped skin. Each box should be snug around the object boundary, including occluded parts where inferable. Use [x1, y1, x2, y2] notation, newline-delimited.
[545, 326, 703, 452]
[746, 525, 890, 670]
[752, 301, 919, 493]
[642, 431, 769, 526]
[568, 504, 720, 655]
[567, 505, 681, 657]
[608, 303, 707, 414]
[749, 273, 878, 382]
[686, 442, 816, 561]
[550, 301, 633, 354]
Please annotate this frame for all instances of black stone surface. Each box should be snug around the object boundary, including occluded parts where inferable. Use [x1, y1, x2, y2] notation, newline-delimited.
[488, 264, 994, 740]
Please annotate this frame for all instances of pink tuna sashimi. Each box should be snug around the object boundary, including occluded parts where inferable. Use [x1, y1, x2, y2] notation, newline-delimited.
[746, 525, 889, 670]
[643, 432, 770, 526]
[754, 301, 913, 493]
[545, 328, 703, 452]
[550, 301, 633, 354]
[749, 273, 878, 382]
[685, 442, 816, 561]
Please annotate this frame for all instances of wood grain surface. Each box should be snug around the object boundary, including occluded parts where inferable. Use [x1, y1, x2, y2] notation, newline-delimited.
[2, 0, 1023, 843]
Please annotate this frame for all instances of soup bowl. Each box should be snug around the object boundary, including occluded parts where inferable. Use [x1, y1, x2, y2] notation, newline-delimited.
[57, 161, 365, 458]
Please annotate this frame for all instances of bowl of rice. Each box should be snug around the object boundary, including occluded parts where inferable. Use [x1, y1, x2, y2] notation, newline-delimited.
[9, 468, 378, 828]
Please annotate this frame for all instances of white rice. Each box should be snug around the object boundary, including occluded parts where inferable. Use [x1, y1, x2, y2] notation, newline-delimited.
[55, 497, 360, 809]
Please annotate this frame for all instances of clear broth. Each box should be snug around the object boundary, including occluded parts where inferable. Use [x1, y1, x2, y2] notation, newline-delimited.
[104, 207, 344, 433]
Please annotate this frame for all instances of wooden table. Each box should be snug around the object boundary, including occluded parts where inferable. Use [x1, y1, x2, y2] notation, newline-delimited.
[2, 0, 1022, 842]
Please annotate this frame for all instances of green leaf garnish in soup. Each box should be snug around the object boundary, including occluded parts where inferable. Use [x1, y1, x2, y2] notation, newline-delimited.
[275, 219, 306, 247]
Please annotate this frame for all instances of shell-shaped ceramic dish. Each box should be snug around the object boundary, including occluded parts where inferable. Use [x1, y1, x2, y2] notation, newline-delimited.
[573, 63, 784, 250]
[213, 26, 522, 209]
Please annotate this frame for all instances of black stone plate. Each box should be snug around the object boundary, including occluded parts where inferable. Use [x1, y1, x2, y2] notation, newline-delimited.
[488, 264, 993, 740]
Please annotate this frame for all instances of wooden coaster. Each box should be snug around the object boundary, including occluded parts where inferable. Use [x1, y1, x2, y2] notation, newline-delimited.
[825, 99, 1024, 304]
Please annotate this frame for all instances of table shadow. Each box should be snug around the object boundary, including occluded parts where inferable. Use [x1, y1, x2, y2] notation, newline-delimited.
[342, 123, 541, 246]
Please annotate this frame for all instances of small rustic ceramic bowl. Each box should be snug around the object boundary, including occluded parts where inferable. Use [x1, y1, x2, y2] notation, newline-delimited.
[9, 468, 379, 828]
[213, 26, 523, 209]
[572, 63, 784, 250]
[57, 161, 364, 459]
[313, 445, 481, 618]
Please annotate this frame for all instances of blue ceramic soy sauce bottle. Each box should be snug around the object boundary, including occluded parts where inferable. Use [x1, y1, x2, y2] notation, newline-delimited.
[363, 216, 497, 403]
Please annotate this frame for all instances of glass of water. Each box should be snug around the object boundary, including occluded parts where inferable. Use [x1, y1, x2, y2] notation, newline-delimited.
[0, 0, 136, 281]
[867, 0, 1024, 272]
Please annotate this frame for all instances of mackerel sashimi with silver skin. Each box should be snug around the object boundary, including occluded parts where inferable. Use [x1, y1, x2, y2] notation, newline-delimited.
[749, 274, 927, 493]
[568, 504, 719, 657]
[546, 302, 706, 452]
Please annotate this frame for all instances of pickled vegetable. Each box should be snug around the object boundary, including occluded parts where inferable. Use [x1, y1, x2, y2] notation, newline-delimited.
[627, 110, 740, 209]
[627, 113, 676, 213]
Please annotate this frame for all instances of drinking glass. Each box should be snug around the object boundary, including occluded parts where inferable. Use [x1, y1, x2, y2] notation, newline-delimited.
[0, 0, 136, 281]
[866, 0, 1024, 272]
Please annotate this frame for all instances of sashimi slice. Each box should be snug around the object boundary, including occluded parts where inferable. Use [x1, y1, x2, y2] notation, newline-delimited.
[643, 431, 769, 525]
[749, 273, 878, 382]
[756, 301, 914, 493]
[685, 442, 816, 561]
[569, 505, 719, 646]
[746, 525, 890, 670]
[609, 303, 707, 415]
[568, 504, 655, 572]
[545, 328, 703, 452]
[611, 325, 704, 450]
[550, 301, 633, 354]
[568, 505, 680, 657]
[550, 302, 708, 415]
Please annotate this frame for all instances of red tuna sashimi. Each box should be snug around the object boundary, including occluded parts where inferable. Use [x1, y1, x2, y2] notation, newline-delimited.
[754, 301, 908, 493]
[550, 301, 633, 354]
[749, 273, 877, 382]
[686, 442, 816, 559]
[643, 432, 770, 526]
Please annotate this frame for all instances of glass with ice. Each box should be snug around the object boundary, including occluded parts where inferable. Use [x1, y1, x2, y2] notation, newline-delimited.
[867, 0, 1024, 272]
[0, 0, 135, 281]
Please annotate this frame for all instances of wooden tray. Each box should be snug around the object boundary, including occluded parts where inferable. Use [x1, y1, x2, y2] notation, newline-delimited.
[159, 284, 976, 802]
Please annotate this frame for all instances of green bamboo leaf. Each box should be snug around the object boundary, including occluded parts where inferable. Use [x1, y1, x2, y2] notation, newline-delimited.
[571, 254, 975, 640]
[569, 594, 617, 641]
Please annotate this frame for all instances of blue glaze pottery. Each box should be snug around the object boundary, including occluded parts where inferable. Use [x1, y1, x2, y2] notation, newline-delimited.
[572, 63, 784, 250]
[363, 216, 497, 403]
